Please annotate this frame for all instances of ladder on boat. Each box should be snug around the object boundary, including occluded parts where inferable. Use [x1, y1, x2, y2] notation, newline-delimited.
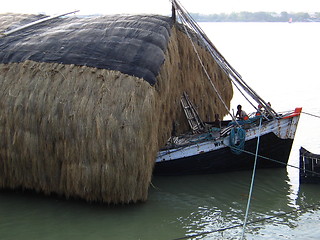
[180, 92, 205, 133]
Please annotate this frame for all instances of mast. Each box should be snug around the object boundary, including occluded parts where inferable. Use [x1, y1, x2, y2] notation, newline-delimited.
[171, 0, 277, 119]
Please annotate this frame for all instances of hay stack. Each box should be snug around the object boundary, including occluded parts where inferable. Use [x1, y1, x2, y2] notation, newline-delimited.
[0, 13, 232, 203]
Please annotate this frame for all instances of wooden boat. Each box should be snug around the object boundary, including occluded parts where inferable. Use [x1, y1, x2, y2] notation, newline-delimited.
[154, 107, 301, 175]
[153, 1, 302, 176]
[300, 147, 320, 183]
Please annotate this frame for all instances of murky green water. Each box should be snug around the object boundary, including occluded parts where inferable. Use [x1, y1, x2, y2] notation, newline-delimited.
[1, 168, 320, 239]
[1, 22, 320, 240]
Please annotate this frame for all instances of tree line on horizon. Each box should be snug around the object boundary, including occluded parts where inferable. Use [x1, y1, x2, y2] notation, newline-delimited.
[191, 11, 320, 22]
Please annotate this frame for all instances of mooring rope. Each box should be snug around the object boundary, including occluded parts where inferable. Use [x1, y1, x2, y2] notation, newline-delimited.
[241, 117, 262, 239]
[170, 139, 320, 240]
[302, 111, 320, 119]
[229, 146, 320, 177]
[172, 203, 320, 240]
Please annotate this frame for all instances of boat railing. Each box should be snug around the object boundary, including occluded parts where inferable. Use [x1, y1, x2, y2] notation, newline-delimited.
[278, 107, 302, 119]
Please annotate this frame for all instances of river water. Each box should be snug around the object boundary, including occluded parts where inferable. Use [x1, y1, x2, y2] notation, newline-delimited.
[1, 22, 320, 240]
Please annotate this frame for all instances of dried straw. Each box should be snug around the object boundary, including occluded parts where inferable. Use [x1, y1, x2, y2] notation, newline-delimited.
[0, 16, 232, 204]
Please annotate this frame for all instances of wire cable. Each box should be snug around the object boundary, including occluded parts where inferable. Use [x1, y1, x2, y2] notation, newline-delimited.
[241, 117, 262, 239]
[302, 111, 320, 119]
[228, 146, 320, 177]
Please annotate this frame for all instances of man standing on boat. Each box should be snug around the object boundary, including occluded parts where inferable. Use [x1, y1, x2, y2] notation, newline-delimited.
[236, 105, 249, 120]
[256, 104, 263, 116]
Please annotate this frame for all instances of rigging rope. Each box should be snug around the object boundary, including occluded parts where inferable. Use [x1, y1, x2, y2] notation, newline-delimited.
[175, 9, 239, 125]
[171, 0, 278, 119]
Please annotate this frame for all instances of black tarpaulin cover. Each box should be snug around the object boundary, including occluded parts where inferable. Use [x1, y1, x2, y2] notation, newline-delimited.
[0, 14, 173, 85]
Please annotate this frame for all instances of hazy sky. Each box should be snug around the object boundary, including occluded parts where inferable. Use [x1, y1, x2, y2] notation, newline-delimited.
[1, 0, 320, 15]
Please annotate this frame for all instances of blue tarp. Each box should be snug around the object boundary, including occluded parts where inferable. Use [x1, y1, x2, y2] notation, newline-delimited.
[0, 14, 173, 85]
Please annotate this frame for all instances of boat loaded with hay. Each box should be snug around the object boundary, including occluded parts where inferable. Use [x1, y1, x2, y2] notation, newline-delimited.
[153, 1, 301, 175]
[0, 0, 301, 204]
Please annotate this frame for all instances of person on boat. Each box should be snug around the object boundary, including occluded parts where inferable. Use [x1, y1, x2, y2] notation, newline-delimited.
[255, 104, 263, 116]
[264, 102, 272, 118]
[236, 105, 249, 120]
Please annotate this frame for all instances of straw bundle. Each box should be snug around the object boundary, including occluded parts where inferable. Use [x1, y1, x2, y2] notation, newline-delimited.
[0, 14, 232, 203]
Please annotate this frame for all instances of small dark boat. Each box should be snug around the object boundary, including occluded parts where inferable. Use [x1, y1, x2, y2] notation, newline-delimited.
[300, 147, 320, 183]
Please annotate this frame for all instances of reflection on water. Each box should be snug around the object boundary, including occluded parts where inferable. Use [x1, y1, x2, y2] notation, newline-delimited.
[286, 169, 299, 209]
[0, 164, 319, 239]
[0, 167, 318, 240]
[151, 168, 319, 239]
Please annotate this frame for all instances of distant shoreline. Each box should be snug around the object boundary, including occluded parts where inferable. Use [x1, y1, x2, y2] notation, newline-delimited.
[191, 11, 320, 22]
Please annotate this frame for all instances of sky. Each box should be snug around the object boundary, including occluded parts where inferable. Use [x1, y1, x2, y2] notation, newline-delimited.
[1, 0, 320, 15]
